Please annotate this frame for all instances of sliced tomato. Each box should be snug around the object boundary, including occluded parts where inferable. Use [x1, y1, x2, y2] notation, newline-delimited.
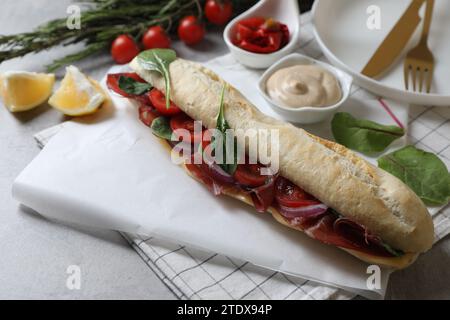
[275, 177, 320, 208]
[148, 89, 182, 116]
[107, 73, 146, 98]
[138, 104, 160, 127]
[234, 164, 268, 188]
[170, 113, 204, 144]
[238, 17, 266, 30]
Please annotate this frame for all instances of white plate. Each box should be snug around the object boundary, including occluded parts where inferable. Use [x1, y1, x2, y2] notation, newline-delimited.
[312, 0, 450, 106]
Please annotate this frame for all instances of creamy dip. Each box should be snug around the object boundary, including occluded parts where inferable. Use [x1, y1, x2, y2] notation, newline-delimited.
[266, 65, 342, 108]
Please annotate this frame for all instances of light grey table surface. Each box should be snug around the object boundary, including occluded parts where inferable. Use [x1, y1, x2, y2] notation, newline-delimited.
[1, 1, 449, 300]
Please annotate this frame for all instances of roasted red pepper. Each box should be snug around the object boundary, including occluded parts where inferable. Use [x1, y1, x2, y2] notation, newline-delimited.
[233, 17, 290, 54]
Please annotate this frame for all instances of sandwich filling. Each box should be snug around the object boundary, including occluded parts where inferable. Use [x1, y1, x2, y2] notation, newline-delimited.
[107, 72, 404, 259]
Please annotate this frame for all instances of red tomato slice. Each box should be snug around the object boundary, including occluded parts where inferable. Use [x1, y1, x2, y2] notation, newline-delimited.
[138, 104, 160, 127]
[107, 73, 146, 98]
[239, 17, 266, 30]
[275, 177, 320, 208]
[170, 113, 204, 144]
[236, 23, 254, 42]
[148, 89, 182, 116]
[233, 164, 268, 188]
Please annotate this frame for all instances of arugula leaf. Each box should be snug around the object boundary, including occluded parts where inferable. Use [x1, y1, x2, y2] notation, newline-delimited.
[118, 76, 152, 95]
[332, 112, 405, 155]
[214, 85, 238, 175]
[378, 146, 450, 206]
[216, 85, 229, 133]
[381, 243, 404, 257]
[151, 116, 173, 141]
[137, 49, 177, 109]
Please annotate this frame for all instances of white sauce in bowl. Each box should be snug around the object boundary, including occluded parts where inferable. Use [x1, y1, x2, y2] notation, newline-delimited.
[266, 65, 342, 108]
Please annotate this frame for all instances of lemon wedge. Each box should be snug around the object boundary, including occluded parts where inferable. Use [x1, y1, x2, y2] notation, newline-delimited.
[0, 71, 55, 112]
[49, 66, 106, 116]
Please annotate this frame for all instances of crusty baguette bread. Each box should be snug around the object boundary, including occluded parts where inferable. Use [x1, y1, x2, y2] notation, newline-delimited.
[130, 58, 434, 261]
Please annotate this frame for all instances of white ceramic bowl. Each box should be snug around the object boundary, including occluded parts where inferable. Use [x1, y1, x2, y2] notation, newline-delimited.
[223, 0, 300, 69]
[258, 53, 353, 124]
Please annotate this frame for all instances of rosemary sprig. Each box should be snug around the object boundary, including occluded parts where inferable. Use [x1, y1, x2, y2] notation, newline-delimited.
[0, 0, 258, 71]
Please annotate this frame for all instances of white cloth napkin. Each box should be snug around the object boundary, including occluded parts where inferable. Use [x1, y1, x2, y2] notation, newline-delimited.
[20, 12, 450, 300]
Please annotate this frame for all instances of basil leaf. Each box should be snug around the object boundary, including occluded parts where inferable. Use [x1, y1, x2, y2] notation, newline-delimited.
[118, 76, 152, 95]
[332, 112, 405, 155]
[378, 146, 450, 206]
[215, 85, 238, 175]
[137, 49, 177, 109]
[151, 116, 173, 141]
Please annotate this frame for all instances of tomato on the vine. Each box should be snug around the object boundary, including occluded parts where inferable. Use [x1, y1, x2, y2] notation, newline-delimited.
[147, 89, 182, 116]
[110, 35, 140, 64]
[205, 0, 233, 26]
[178, 16, 206, 46]
[142, 26, 171, 49]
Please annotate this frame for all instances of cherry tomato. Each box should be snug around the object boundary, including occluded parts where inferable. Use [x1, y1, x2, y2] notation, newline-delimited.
[147, 89, 182, 116]
[142, 26, 171, 49]
[106, 73, 146, 98]
[234, 164, 268, 188]
[110, 35, 140, 64]
[170, 113, 205, 144]
[275, 177, 319, 208]
[178, 16, 206, 46]
[138, 104, 160, 127]
[205, 0, 233, 26]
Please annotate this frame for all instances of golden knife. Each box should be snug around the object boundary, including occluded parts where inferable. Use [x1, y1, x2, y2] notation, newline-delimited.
[361, 0, 426, 78]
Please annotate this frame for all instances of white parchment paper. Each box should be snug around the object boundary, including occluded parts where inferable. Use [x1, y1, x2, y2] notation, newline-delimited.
[12, 61, 414, 299]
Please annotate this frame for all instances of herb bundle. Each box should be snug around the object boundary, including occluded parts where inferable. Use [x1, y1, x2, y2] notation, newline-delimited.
[0, 0, 258, 71]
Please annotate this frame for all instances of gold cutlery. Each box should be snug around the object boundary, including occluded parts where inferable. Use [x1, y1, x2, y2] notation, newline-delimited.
[361, 0, 426, 78]
[404, 0, 435, 93]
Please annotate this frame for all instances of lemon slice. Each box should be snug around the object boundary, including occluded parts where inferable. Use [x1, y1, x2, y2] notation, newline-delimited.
[0, 71, 55, 112]
[49, 66, 106, 116]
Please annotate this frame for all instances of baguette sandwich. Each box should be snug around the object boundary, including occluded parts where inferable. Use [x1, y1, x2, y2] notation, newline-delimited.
[107, 53, 434, 269]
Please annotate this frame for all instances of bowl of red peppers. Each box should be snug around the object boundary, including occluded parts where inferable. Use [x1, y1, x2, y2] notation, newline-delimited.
[224, 0, 300, 69]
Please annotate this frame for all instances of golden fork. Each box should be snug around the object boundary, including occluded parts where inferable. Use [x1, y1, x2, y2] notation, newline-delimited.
[404, 0, 435, 93]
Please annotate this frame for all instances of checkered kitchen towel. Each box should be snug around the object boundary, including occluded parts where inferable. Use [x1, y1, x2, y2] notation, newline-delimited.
[35, 12, 450, 300]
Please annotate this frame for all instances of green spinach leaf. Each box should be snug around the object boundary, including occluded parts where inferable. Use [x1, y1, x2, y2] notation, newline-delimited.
[378, 146, 450, 206]
[151, 116, 173, 141]
[118, 76, 152, 95]
[332, 112, 405, 155]
[137, 49, 177, 109]
[214, 85, 238, 175]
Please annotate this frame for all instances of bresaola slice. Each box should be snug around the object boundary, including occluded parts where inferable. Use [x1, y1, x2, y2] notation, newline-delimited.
[277, 203, 328, 219]
[185, 161, 225, 196]
[298, 213, 398, 257]
[246, 175, 277, 213]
